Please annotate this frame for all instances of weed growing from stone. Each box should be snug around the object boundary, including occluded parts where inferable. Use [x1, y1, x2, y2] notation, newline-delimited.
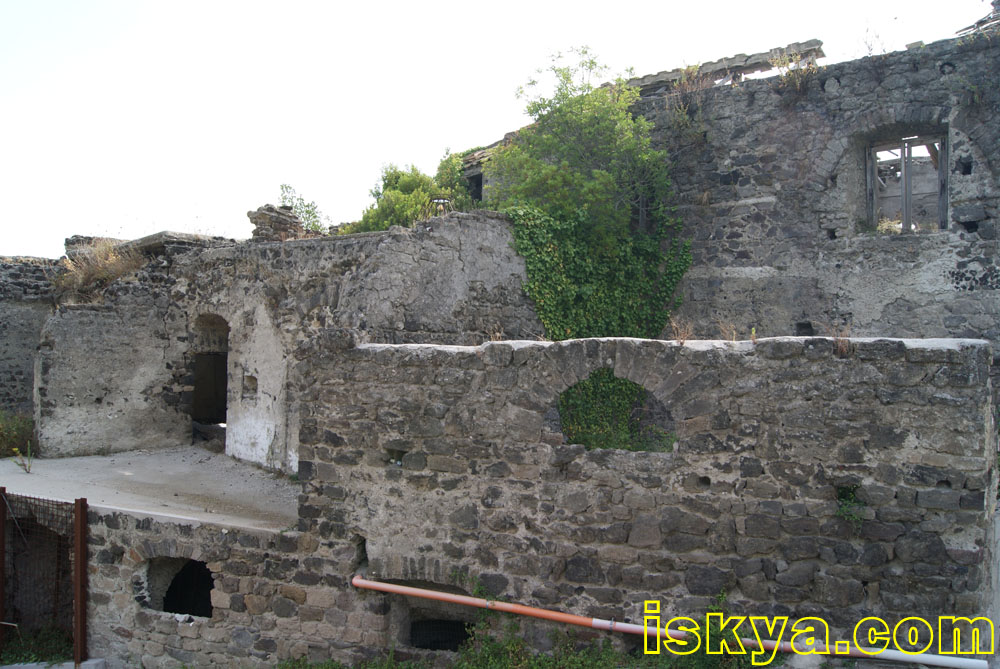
[835, 485, 865, 532]
[10, 444, 33, 473]
[0, 409, 35, 458]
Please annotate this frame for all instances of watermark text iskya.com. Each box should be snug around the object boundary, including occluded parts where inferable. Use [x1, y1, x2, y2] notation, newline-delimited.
[642, 601, 994, 666]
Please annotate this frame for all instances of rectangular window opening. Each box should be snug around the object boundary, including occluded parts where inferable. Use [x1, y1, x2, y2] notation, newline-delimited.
[868, 135, 947, 234]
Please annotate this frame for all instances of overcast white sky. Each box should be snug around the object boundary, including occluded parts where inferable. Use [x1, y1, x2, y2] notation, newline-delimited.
[1, 0, 992, 258]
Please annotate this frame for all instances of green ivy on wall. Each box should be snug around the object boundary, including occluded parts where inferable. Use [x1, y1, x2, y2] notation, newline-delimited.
[558, 368, 676, 452]
[507, 206, 689, 341]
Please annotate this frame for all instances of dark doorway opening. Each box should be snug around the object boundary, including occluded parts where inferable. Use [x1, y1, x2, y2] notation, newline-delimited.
[409, 619, 470, 651]
[189, 314, 231, 448]
[192, 353, 228, 424]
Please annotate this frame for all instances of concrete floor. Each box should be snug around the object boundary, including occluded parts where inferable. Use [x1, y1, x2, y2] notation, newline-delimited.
[0, 446, 299, 531]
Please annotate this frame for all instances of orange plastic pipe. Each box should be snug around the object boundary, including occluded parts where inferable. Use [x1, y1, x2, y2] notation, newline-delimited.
[351, 575, 606, 629]
[351, 575, 988, 669]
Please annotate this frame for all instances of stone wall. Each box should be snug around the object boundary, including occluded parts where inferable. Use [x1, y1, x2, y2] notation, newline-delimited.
[86, 509, 379, 668]
[35, 305, 191, 456]
[31, 212, 542, 466]
[84, 336, 994, 666]
[0, 257, 57, 413]
[640, 35, 999, 359]
[291, 336, 995, 648]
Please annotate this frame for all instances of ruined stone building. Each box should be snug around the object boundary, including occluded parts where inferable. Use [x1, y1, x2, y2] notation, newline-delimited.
[0, 24, 997, 667]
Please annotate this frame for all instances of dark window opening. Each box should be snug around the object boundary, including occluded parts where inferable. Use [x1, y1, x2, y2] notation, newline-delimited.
[192, 353, 228, 424]
[409, 619, 470, 651]
[867, 135, 947, 233]
[795, 321, 816, 336]
[467, 173, 483, 202]
[145, 557, 214, 618]
[955, 156, 973, 175]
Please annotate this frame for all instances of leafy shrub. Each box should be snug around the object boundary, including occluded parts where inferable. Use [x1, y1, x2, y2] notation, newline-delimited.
[280, 184, 331, 233]
[340, 154, 480, 234]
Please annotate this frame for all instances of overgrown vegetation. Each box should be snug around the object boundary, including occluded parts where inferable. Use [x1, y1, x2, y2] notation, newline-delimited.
[560, 369, 674, 452]
[280, 184, 331, 234]
[338, 151, 479, 234]
[483, 49, 689, 451]
[0, 626, 73, 665]
[54, 239, 144, 303]
[768, 53, 818, 104]
[665, 66, 709, 143]
[0, 409, 37, 458]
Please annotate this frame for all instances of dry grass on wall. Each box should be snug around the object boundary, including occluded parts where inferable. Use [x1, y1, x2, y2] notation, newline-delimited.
[54, 240, 144, 303]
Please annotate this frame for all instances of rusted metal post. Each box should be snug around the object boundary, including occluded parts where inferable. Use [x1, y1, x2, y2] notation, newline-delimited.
[73, 497, 87, 666]
[0, 486, 6, 653]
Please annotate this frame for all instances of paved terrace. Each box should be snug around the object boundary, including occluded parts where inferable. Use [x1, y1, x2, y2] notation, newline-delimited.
[0, 445, 299, 531]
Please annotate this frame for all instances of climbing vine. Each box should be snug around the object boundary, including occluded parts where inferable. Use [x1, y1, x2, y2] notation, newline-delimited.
[558, 368, 675, 452]
[507, 206, 689, 340]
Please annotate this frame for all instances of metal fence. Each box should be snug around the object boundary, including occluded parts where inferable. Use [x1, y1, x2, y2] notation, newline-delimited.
[0, 487, 87, 665]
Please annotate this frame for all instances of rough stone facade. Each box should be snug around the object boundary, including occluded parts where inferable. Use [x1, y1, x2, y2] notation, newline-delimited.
[25, 212, 541, 466]
[84, 337, 996, 666]
[0, 257, 57, 413]
[639, 34, 999, 364]
[86, 510, 372, 668]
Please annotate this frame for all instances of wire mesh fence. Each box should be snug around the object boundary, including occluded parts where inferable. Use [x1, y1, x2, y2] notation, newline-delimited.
[0, 488, 86, 664]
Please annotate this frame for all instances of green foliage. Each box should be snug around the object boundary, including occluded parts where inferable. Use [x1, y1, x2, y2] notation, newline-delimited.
[487, 48, 676, 242]
[0, 409, 36, 458]
[340, 153, 480, 235]
[509, 206, 688, 340]
[280, 184, 330, 234]
[559, 369, 674, 452]
[0, 626, 73, 665]
[835, 485, 865, 531]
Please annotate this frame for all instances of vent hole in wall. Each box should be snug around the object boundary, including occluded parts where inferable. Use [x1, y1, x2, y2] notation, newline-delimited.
[353, 535, 368, 571]
[936, 480, 952, 489]
[959, 221, 979, 233]
[410, 620, 470, 651]
[697, 476, 711, 489]
[795, 321, 815, 336]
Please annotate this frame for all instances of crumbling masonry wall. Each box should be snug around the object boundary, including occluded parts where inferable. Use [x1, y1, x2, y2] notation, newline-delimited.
[25, 213, 540, 465]
[292, 336, 994, 651]
[0, 257, 57, 414]
[86, 509, 374, 668]
[640, 35, 999, 357]
[83, 336, 995, 668]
